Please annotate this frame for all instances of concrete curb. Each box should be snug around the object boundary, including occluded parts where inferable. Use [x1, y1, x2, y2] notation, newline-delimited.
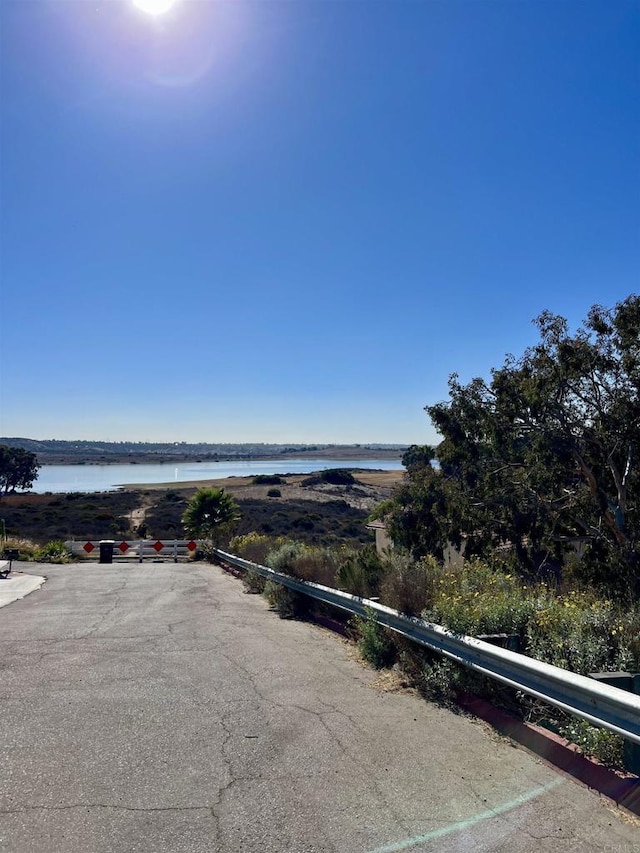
[458, 693, 640, 816]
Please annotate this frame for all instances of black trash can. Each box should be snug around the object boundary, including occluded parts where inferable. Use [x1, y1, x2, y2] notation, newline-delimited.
[99, 540, 114, 564]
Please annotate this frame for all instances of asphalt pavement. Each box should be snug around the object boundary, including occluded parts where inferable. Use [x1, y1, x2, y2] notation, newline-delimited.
[0, 563, 638, 852]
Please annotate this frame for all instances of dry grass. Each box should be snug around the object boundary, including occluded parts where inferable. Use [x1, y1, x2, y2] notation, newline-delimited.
[2, 494, 57, 507]
[368, 668, 418, 695]
[120, 469, 405, 506]
[351, 470, 406, 488]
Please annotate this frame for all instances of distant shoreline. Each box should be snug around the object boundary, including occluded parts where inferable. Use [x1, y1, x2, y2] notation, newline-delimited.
[34, 446, 407, 466]
[117, 468, 405, 492]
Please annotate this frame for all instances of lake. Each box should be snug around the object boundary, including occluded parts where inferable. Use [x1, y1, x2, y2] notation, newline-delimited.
[31, 458, 404, 494]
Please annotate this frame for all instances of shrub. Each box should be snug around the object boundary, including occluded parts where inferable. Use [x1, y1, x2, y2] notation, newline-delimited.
[228, 532, 279, 566]
[265, 540, 307, 573]
[195, 541, 217, 563]
[2, 536, 40, 561]
[380, 552, 439, 616]
[34, 540, 72, 564]
[2, 491, 140, 543]
[233, 497, 370, 546]
[355, 609, 395, 669]
[614, 607, 640, 671]
[335, 545, 384, 598]
[267, 488, 281, 498]
[242, 569, 266, 594]
[266, 541, 339, 587]
[263, 580, 309, 619]
[559, 719, 625, 769]
[421, 560, 637, 675]
[292, 514, 317, 530]
[418, 656, 462, 705]
[425, 559, 536, 642]
[302, 469, 356, 486]
[252, 475, 285, 485]
[525, 590, 618, 674]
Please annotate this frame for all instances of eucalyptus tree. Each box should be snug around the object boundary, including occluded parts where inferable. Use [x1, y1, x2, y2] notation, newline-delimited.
[385, 296, 640, 598]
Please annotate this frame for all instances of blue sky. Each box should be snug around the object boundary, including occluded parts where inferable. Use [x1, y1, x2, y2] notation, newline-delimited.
[1, 0, 638, 445]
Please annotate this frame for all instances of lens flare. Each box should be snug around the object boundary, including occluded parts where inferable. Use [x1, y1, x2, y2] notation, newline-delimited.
[133, 0, 177, 16]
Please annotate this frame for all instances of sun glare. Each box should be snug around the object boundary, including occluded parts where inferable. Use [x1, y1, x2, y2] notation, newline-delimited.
[133, 0, 177, 16]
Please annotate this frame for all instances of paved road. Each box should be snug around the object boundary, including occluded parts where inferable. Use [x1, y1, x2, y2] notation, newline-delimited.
[0, 564, 637, 852]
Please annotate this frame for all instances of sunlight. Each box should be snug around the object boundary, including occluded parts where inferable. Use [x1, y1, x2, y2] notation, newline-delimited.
[133, 0, 178, 16]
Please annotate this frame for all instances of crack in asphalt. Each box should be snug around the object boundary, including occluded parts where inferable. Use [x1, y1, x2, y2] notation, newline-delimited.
[210, 644, 413, 836]
[522, 825, 574, 841]
[0, 803, 215, 815]
[79, 576, 131, 640]
[2, 565, 631, 853]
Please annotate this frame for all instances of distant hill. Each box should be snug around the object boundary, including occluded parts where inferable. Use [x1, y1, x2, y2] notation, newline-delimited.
[0, 438, 407, 465]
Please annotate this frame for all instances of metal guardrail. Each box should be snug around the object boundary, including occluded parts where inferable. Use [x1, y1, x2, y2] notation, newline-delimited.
[215, 549, 640, 746]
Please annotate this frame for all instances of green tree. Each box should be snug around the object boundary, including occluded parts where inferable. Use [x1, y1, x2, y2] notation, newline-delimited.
[371, 447, 450, 560]
[401, 444, 437, 475]
[181, 488, 241, 545]
[384, 296, 640, 599]
[0, 446, 40, 497]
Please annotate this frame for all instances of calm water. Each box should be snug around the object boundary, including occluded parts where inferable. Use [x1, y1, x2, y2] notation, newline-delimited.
[32, 458, 403, 494]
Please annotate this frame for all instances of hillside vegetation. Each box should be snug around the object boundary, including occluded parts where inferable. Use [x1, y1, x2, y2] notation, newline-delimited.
[0, 469, 397, 546]
[0, 439, 405, 465]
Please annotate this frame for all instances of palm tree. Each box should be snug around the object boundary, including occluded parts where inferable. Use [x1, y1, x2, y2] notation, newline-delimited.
[182, 488, 240, 545]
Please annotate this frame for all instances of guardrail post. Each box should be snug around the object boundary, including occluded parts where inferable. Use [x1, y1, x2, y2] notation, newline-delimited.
[590, 672, 640, 773]
[626, 676, 640, 774]
[624, 741, 640, 775]
[477, 633, 521, 653]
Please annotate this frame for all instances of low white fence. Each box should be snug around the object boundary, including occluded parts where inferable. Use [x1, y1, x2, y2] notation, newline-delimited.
[214, 548, 640, 749]
[66, 539, 199, 562]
